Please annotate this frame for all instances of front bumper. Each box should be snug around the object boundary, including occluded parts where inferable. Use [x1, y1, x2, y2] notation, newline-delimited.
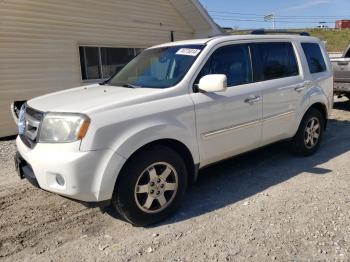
[16, 136, 126, 203]
[15, 152, 40, 188]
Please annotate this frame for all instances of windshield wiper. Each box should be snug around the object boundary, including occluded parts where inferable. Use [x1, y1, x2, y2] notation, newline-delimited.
[122, 83, 142, 88]
[99, 80, 109, 85]
[100, 81, 142, 88]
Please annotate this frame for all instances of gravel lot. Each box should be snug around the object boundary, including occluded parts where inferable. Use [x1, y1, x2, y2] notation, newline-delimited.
[1, 99, 350, 261]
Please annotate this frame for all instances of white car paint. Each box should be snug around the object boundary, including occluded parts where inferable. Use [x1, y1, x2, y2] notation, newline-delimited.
[16, 35, 333, 203]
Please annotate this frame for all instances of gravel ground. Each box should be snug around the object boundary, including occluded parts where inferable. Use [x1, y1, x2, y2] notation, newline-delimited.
[1, 99, 350, 261]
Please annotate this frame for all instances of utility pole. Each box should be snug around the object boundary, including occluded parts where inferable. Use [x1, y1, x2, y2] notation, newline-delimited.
[264, 13, 275, 29]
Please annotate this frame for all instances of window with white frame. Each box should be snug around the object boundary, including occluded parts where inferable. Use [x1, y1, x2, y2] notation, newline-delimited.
[79, 46, 143, 80]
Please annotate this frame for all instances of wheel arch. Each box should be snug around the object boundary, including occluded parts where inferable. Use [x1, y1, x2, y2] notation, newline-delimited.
[309, 102, 328, 130]
[117, 138, 198, 187]
[292, 101, 329, 139]
[305, 85, 330, 130]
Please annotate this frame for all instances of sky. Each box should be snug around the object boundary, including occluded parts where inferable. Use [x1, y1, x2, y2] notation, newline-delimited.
[199, 0, 350, 29]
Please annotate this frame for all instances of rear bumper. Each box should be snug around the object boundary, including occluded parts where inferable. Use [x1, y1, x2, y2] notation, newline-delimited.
[334, 81, 350, 94]
[16, 136, 126, 203]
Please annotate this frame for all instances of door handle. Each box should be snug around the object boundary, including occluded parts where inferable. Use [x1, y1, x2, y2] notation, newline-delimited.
[294, 80, 311, 92]
[294, 85, 305, 92]
[244, 96, 261, 104]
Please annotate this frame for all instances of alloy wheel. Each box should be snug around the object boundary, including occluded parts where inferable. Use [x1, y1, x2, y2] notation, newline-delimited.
[134, 162, 178, 214]
[304, 117, 321, 149]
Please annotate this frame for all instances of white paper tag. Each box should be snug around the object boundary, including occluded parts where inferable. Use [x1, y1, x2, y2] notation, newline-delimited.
[176, 48, 201, 56]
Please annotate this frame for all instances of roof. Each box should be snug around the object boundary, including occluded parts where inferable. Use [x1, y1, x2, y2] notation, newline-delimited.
[169, 0, 223, 38]
[151, 34, 321, 49]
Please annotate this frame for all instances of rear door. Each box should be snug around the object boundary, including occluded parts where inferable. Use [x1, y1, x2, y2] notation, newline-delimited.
[250, 41, 307, 144]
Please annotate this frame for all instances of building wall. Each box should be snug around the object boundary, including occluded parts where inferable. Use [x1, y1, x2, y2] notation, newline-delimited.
[0, 0, 195, 137]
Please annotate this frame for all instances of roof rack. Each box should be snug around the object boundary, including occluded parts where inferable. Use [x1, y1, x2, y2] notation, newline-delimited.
[250, 29, 310, 36]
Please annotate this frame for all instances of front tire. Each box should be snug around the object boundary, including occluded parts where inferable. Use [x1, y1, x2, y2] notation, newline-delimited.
[290, 108, 325, 156]
[112, 145, 188, 226]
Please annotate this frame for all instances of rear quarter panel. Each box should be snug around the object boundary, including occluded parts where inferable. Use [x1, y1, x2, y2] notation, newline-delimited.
[288, 38, 333, 136]
[301, 39, 333, 120]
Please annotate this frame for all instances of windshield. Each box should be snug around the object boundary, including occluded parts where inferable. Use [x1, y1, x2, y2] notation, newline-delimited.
[107, 44, 205, 88]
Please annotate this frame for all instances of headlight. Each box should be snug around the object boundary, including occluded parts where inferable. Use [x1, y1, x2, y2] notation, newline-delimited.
[17, 104, 27, 135]
[38, 113, 90, 143]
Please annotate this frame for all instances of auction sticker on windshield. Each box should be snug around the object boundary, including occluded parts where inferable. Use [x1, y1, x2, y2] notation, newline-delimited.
[176, 48, 201, 56]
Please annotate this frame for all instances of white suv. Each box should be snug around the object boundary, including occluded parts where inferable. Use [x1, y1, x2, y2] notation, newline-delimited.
[14, 34, 333, 226]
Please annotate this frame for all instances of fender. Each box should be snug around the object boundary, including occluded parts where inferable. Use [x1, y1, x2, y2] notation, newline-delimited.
[114, 122, 199, 164]
[92, 122, 199, 201]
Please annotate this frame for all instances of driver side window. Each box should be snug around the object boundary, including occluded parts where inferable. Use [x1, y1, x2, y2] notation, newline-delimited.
[195, 44, 253, 87]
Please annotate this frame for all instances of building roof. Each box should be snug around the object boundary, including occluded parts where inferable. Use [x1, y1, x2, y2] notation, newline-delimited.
[169, 0, 223, 38]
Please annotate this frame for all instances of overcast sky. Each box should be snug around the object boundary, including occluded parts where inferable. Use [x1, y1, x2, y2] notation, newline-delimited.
[199, 0, 350, 29]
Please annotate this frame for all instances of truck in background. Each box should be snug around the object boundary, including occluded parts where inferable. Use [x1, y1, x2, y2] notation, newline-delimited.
[332, 44, 350, 100]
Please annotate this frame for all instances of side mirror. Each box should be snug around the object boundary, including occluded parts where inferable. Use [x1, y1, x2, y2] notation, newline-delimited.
[197, 74, 227, 93]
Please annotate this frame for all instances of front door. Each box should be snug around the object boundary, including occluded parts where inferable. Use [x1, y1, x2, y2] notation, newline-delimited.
[190, 43, 263, 167]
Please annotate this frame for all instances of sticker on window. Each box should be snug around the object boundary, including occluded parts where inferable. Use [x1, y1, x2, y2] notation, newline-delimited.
[176, 48, 201, 56]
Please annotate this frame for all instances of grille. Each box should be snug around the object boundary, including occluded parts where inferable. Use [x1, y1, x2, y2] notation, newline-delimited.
[20, 106, 44, 148]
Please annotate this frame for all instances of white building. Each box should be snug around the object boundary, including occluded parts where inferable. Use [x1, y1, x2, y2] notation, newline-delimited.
[0, 0, 221, 137]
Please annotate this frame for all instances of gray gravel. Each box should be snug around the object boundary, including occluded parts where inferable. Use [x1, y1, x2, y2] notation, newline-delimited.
[1, 99, 350, 261]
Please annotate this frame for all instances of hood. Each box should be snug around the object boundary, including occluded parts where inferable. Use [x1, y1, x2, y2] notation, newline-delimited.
[27, 84, 162, 113]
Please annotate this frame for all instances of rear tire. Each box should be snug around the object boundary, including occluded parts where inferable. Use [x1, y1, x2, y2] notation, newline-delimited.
[290, 108, 325, 156]
[112, 145, 188, 226]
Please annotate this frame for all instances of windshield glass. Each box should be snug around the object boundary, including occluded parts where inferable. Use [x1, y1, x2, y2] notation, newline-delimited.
[107, 45, 205, 88]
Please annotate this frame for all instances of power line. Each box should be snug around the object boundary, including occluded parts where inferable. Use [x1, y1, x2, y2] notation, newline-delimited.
[212, 14, 338, 22]
[212, 17, 334, 24]
[209, 10, 350, 19]
[212, 14, 343, 21]
[209, 11, 266, 17]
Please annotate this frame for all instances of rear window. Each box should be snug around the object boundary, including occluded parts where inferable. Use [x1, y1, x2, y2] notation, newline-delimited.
[252, 42, 299, 81]
[301, 43, 327, 74]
